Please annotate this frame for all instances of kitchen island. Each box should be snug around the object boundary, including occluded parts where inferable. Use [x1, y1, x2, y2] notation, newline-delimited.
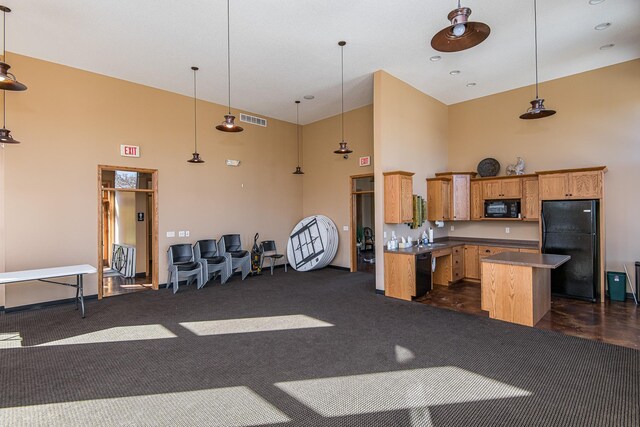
[481, 252, 570, 326]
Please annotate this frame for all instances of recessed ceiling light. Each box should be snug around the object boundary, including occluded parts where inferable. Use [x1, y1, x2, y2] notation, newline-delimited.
[594, 22, 611, 30]
[466, 82, 476, 87]
[449, 70, 461, 75]
[429, 55, 442, 61]
[303, 95, 315, 100]
[589, 0, 605, 5]
[599, 43, 615, 50]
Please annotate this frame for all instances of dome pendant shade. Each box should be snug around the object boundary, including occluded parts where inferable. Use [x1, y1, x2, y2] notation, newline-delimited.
[293, 100, 304, 174]
[431, 5, 490, 52]
[187, 152, 205, 163]
[0, 127, 19, 144]
[0, 62, 26, 91]
[334, 141, 352, 154]
[216, 0, 243, 133]
[519, 99, 556, 120]
[519, 0, 556, 120]
[215, 114, 243, 132]
[0, 6, 27, 91]
[187, 66, 204, 163]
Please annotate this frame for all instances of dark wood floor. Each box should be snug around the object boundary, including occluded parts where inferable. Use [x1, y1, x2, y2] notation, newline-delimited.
[417, 281, 640, 350]
[357, 249, 375, 274]
[103, 275, 152, 297]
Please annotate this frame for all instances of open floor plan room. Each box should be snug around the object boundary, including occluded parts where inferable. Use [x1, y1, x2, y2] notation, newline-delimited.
[1, 270, 638, 426]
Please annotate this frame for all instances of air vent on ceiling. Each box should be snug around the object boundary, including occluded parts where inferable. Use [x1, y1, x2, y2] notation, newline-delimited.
[240, 113, 267, 127]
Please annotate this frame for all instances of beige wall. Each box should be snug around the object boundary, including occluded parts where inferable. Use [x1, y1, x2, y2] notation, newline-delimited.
[373, 71, 449, 290]
[2, 53, 302, 308]
[448, 59, 640, 289]
[301, 105, 374, 268]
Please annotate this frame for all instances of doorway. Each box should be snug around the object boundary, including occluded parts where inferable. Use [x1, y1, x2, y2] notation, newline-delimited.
[97, 165, 159, 298]
[350, 174, 375, 273]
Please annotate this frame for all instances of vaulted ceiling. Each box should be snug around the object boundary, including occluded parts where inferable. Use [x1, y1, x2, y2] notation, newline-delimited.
[6, 0, 640, 124]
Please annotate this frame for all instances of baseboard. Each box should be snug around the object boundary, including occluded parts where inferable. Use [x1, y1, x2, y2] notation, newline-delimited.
[375, 289, 385, 295]
[4, 295, 98, 313]
[326, 265, 350, 272]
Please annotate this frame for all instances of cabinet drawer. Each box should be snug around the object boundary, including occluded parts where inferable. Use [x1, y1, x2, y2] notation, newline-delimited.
[452, 267, 463, 282]
[432, 248, 452, 258]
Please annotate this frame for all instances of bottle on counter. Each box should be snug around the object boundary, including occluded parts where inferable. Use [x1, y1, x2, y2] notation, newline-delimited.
[428, 227, 434, 243]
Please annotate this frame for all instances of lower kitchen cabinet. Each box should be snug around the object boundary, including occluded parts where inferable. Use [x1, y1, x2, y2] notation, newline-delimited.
[463, 245, 480, 280]
[451, 245, 464, 283]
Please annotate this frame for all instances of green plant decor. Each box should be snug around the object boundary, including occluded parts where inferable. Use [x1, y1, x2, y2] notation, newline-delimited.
[407, 195, 427, 229]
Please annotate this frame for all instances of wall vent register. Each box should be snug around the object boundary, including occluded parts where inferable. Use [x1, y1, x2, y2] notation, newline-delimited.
[240, 113, 267, 127]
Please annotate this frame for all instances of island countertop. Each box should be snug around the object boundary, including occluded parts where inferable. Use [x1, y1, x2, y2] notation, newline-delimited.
[481, 252, 570, 269]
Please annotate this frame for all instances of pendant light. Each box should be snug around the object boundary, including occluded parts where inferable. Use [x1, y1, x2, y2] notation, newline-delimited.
[0, 6, 26, 91]
[431, 1, 490, 53]
[334, 41, 352, 156]
[215, 0, 243, 132]
[0, 89, 18, 144]
[520, 0, 556, 120]
[187, 66, 204, 163]
[292, 100, 304, 175]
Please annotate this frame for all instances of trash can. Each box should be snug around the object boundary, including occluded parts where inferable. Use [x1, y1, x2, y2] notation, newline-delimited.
[607, 271, 626, 302]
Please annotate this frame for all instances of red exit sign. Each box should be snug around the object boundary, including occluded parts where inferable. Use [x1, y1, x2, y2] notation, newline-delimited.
[120, 145, 140, 157]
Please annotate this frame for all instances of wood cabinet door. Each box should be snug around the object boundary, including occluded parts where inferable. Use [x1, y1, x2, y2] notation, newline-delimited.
[501, 178, 522, 199]
[569, 171, 602, 199]
[470, 181, 483, 220]
[464, 245, 479, 279]
[427, 180, 442, 221]
[482, 180, 501, 199]
[384, 174, 401, 223]
[539, 173, 569, 200]
[522, 177, 539, 221]
[400, 176, 414, 222]
[451, 175, 470, 221]
[384, 253, 415, 301]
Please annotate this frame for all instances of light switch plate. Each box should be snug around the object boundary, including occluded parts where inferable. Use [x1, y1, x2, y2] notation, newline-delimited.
[450, 225, 455, 231]
[185, 231, 190, 237]
[167, 231, 175, 238]
[178, 231, 185, 237]
[343, 226, 349, 231]
[505, 227, 510, 234]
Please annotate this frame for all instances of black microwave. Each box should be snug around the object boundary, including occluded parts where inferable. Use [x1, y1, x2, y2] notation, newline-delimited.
[484, 200, 521, 218]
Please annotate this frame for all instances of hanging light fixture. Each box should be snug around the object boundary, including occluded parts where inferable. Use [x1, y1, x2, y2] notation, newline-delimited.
[334, 41, 352, 156]
[0, 6, 26, 91]
[0, 88, 18, 143]
[215, 0, 243, 133]
[430, 1, 490, 53]
[520, 0, 556, 120]
[187, 66, 204, 163]
[293, 100, 304, 175]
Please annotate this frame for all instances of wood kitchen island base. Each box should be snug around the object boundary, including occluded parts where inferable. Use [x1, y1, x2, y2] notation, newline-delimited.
[481, 252, 570, 327]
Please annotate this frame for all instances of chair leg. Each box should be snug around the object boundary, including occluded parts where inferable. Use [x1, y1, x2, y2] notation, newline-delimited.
[270, 257, 275, 275]
[241, 259, 250, 280]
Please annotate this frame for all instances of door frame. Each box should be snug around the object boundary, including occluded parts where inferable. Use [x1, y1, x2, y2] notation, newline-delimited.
[350, 173, 375, 272]
[97, 165, 159, 299]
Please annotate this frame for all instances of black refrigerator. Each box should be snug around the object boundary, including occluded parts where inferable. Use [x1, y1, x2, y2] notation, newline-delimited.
[541, 200, 599, 302]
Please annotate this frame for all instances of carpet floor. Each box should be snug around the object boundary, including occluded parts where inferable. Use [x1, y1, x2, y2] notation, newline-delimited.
[1, 269, 638, 426]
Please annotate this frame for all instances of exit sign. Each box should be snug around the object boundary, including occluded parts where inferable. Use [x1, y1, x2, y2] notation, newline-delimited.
[120, 145, 140, 157]
[359, 156, 371, 167]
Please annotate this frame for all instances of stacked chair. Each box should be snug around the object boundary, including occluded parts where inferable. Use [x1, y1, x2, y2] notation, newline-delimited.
[218, 234, 251, 281]
[166, 244, 204, 293]
[194, 239, 231, 285]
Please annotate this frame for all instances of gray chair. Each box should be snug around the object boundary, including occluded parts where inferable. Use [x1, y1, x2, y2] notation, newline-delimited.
[218, 234, 251, 280]
[260, 240, 287, 275]
[167, 244, 204, 293]
[194, 239, 231, 285]
[363, 227, 375, 251]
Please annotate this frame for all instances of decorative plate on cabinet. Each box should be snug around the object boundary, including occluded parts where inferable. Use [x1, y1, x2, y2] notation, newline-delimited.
[477, 158, 500, 177]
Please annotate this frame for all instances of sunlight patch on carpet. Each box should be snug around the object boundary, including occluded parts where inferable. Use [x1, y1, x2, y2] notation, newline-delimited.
[180, 314, 333, 336]
[35, 325, 177, 347]
[0, 386, 290, 426]
[275, 366, 531, 417]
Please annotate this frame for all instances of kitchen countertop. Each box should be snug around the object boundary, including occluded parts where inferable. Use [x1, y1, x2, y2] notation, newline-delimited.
[481, 252, 570, 269]
[384, 238, 539, 255]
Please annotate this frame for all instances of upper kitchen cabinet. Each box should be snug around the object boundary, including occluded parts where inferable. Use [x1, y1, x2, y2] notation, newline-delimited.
[384, 171, 414, 223]
[537, 167, 607, 200]
[481, 177, 522, 199]
[426, 177, 450, 221]
[427, 172, 476, 221]
[521, 176, 539, 221]
[470, 180, 483, 220]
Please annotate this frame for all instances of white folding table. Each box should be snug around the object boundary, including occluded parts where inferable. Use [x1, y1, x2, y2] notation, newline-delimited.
[0, 264, 97, 318]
